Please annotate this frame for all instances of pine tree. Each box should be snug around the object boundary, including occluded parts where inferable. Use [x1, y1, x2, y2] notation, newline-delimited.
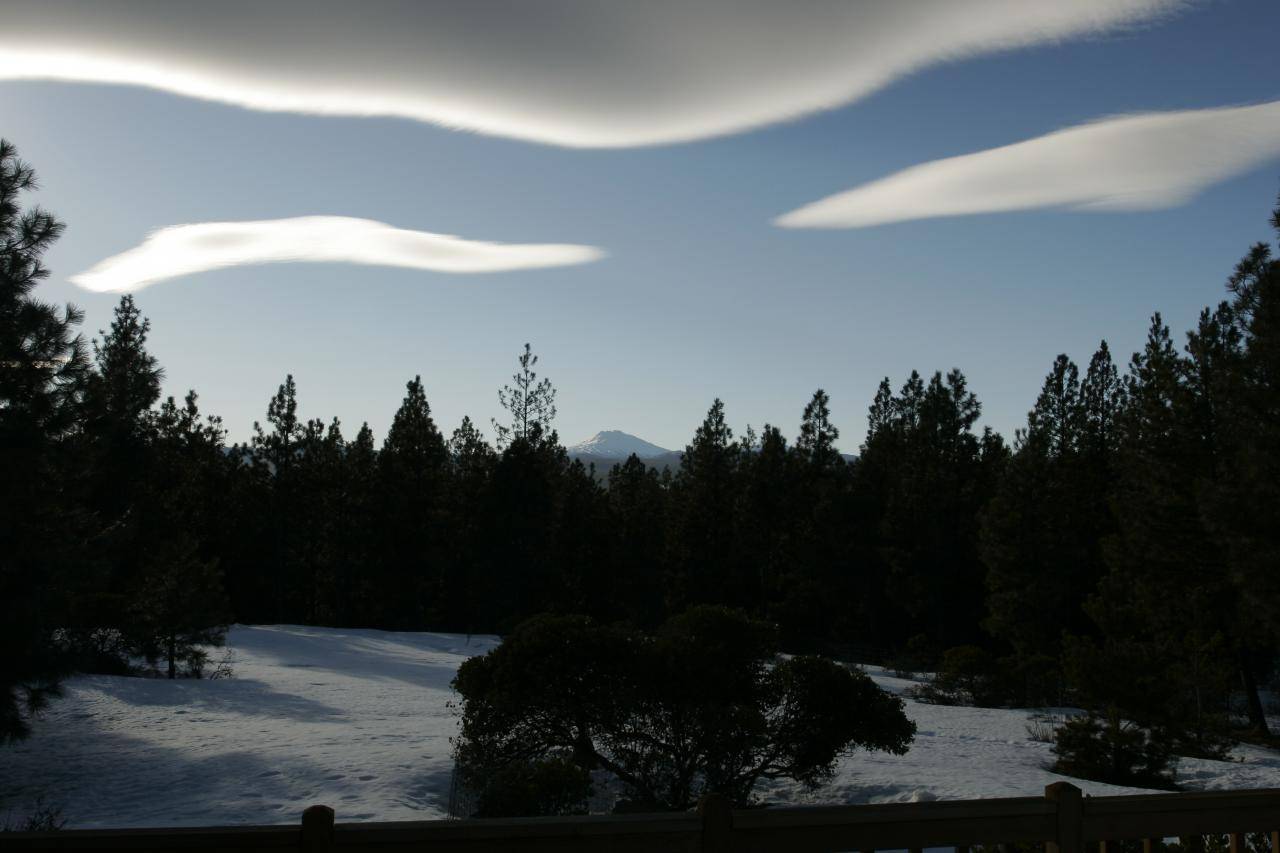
[669, 399, 740, 610]
[339, 423, 380, 625]
[556, 459, 612, 619]
[75, 295, 166, 667]
[777, 391, 857, 648]
[1079, 314, 1236, 756]
[251, 375, 306, 620]
[0, 140, 90, 741]
[253, 374, 303, 473]
[378, 376, 449, 626]
[85, 295, 162, 446]
[981, 346, 1118, 702]
[482, 421, 567, 629]
[132, 537, 229, 678]
[493, 343, 557, 449]
[440, 417, 496, 632]
[606, 454, 669, 628]
[864, 370, 1000, 650]
[130, 391, 231, 677]
[796, 389, 841, 468]
[1080, 341, 1125, 461]
[1208, 198, 1280, 735]
[293, 416, 346, 624]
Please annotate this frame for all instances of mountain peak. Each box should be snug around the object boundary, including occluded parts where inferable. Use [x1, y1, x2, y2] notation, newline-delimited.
[568, 430, 672, 460]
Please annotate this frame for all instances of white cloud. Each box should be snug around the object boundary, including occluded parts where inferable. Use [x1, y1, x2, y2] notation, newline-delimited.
[70, 217, 605, 293]
[0, 1, 1184, 148]
[776, 100, 1280, 229]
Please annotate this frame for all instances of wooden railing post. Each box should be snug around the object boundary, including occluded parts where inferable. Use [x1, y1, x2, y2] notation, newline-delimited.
[1046, 782, 1084, 853]
[301, 804, 335, 853]
[698, 793, 733, 853]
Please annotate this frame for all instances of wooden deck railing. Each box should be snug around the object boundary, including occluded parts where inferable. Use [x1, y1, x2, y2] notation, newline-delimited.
[6, 783, 1279, 851]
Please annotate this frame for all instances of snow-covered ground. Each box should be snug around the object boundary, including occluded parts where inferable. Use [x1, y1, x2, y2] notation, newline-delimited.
[3, 626, 1278, 829]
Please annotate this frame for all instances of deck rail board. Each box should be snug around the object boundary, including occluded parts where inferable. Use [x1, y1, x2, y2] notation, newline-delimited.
[6, 783, 1279, 851]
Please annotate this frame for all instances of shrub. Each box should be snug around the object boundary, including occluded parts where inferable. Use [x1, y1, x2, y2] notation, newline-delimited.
[1051, 710, 1177, 789]
[1, 796, 66, 832]
[453, 607, 916, 813]
[909, 645, 1008, 707]
[1025, 711, 1069, 743]
[891, 634, 937, 679]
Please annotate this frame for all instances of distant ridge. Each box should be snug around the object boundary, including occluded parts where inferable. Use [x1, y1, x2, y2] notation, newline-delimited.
[567, 430, 682, 476]
[567, 430, 673, 460]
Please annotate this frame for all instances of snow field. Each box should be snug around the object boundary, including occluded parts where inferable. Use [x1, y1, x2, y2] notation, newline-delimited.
[3, 626, 1278, 828]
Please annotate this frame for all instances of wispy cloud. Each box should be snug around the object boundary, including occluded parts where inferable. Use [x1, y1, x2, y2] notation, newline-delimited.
[0, 1, 1184, 148]
[70, 217, 605, 293]
[776, 100, 1280, 229]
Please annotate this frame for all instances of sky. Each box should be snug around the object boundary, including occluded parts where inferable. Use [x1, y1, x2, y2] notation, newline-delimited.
[2, 0, 1278, 452]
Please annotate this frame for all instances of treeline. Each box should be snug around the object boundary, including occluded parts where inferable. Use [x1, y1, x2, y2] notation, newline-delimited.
[3, 139, 1279, 767]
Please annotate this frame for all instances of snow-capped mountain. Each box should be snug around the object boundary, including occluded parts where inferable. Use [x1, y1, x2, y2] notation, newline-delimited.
[567, 430, 673, 460]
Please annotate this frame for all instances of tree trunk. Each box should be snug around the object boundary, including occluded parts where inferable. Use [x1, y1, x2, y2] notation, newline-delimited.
[167, 635, 177, 679]
[1239, 651, 1270, 737]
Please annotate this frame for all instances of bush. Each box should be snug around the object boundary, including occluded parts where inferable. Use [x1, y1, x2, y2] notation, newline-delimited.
[1051, 710, 1177, 788]
[453, 607, 916, 812]
[1, 796, 66, 832]
[909, 645, 1008, 707]
[891, 634, 937, 679]
[1025, 711, 1070, 743]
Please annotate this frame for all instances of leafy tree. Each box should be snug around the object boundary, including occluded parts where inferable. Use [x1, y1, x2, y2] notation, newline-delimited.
[453, 608, 915, 813]
[0, 140, 89, 741]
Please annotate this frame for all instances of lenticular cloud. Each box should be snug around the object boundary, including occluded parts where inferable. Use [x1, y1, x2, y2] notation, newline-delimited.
[1, 0, 1183, 148]
[775, 100, 1280, 229]
[70, 217, 605, 293]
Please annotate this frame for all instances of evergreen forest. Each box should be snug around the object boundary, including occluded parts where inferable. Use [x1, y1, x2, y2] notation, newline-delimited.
[4, 139, 1280, 788]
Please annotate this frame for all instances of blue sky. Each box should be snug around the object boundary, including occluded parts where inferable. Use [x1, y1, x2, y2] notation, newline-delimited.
[2, 0, 1278, 451]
